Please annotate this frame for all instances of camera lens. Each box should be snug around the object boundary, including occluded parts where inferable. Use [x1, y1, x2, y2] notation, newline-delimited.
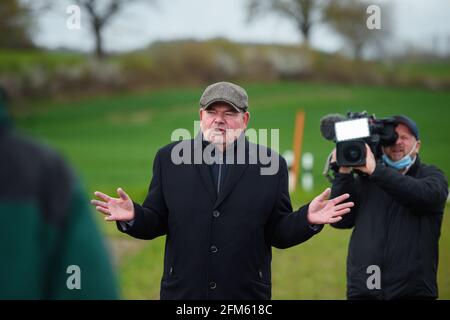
[336, 140, 366, 166]
[343, 145, 363, 162]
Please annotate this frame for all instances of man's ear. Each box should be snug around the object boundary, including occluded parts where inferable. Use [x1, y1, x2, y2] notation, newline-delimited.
[243, 112, 250, 127]
[199, 108, 204, 121]
[415, 140, 421, 154]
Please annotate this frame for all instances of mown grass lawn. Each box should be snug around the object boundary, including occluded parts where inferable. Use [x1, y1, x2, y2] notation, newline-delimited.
[15, 81, 450, 299]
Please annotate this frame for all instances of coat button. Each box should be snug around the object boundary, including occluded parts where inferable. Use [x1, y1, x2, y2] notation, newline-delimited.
[213, 210, 220, 218]
[258, 270, 263, 279]
[209, 281, 217, 290]
[169, 267, 173, 275]
[210, 245, 218, 253]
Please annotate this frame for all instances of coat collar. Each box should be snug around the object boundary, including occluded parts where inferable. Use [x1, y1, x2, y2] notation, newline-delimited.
[193, 132, 249, 208]
[405, 154, 421, 176]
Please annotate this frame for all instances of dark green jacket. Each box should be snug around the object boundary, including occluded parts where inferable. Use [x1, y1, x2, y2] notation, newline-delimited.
[0, 98, 118, 299]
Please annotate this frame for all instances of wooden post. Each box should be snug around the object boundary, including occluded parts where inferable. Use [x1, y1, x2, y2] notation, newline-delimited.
[291, 110, 305, 191]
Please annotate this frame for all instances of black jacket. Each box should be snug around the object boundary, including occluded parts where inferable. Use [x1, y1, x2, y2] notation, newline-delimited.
[0, 122, 118, 299]
[331, 157, 448, 299]
[118, 135, 322, 299]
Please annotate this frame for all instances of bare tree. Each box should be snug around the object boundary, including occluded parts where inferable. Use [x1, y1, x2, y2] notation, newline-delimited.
[324, 0, 390, 59]
[0, 0, 35, 49]
[71, 0, 156, 59]
[247, 0, 324, 45]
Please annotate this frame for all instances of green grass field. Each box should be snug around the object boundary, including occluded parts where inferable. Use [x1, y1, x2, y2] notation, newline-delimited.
[15, 81, 450, 299]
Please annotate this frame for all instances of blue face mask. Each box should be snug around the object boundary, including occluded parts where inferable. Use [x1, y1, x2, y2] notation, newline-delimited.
[382, 142, 417, 170]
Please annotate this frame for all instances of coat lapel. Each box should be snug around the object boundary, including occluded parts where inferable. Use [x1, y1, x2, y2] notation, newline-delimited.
[214, 137, 249, 209]
[193, 135, 217, 204]
[192, 133, 250, 208]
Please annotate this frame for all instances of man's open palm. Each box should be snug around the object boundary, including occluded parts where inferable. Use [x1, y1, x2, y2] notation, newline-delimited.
[307, 188, 354, 224]
[91, 188, 135, 221]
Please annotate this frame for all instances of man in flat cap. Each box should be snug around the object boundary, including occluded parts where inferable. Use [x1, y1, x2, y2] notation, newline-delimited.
[329, 115, 448, 299]
[92, 81, 354, 299]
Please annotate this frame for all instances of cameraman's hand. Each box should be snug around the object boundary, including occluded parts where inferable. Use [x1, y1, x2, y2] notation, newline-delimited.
[331, 149, 352, 174]
[354, 144, 376, 175]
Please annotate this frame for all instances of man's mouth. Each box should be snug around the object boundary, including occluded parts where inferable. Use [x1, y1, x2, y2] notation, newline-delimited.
[391, 150, 404, 157]
[212, 128, 226, 134]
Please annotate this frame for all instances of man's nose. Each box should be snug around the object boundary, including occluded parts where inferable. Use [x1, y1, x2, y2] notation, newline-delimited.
[214, 114, 225, 124]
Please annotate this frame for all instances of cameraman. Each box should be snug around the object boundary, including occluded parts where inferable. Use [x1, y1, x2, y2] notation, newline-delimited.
[330, 115, 448, 300]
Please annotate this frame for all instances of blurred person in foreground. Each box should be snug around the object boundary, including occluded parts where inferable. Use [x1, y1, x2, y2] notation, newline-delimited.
[329, 115, 448, 299]
[0, 87, 118, 299]
[92, 81, 354, 300]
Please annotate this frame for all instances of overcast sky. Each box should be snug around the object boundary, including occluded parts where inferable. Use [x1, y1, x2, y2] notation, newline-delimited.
[33, 0, 450, 55]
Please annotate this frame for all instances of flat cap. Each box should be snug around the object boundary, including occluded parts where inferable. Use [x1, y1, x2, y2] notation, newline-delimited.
[200, 81, 248, 112]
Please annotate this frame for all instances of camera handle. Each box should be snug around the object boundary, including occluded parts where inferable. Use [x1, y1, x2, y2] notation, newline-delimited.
[323, 151, 339, 183]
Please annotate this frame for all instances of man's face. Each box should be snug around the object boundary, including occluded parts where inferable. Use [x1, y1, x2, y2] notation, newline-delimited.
[382, 123, 420, 161]
[199, 103, 249, 146]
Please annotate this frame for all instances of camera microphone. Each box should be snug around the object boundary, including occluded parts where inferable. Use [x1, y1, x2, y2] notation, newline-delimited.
[320, 114, 346, 141]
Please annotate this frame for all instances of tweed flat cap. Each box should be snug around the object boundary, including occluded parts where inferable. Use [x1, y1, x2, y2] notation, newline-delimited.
[200, 82, 248, 112]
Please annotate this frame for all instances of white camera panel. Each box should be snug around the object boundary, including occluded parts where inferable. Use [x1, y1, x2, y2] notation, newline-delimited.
[335, 118, 370, 142]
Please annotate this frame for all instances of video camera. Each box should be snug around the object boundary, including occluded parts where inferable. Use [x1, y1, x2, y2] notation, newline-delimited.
[320, 111, 398, 167]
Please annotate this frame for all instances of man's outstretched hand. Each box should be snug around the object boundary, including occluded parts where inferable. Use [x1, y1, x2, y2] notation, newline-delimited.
[91, 188, 135, 222]
[307, 188, 354, 225]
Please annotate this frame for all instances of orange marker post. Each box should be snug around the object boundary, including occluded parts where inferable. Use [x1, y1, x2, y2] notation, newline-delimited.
[291, 110, 305, 191]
